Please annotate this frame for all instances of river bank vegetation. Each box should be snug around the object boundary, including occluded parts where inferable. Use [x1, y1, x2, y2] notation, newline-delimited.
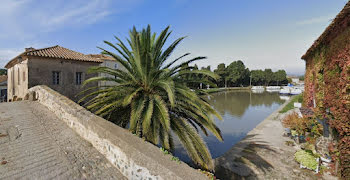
[0, 69, 6, 75]
[181, 61, 289, 89]
[279, 94, 303, 113]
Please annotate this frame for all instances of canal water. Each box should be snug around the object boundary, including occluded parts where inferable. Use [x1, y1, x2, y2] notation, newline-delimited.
[173, 90, 285, 163]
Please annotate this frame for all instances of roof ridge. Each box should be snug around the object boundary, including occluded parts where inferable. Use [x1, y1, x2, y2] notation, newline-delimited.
[55, 45, 87, 56]
[302, 1, 350, 59]
[24, 45, 59, 53]
[5, 45, 102, 68]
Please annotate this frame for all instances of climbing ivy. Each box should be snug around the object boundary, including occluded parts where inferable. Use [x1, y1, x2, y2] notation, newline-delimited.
[303, 27, 350, 179]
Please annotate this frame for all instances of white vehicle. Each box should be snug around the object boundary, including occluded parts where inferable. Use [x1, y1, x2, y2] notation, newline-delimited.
[280, 96, 290, 100]
[279, 87, 290, 94]
[294, 85, 305, 92]
[266, 86, 280, 92]
[251, 86, 264, 90]
[290, 88, 302, 95]
[252, 89, 264, 94]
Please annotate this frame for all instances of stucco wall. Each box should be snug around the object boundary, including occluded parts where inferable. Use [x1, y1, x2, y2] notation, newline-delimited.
[28, 85, 208, 180]
[7, 59, 28, 101]
[28, 57, 100, 102]
[98, 59, 125, 87]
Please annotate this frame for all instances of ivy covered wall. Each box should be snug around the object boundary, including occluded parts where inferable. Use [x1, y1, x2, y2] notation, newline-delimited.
[303, 26, 350, 179]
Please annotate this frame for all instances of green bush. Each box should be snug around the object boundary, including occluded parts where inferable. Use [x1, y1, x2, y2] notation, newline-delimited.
[294, 150, 318, 171]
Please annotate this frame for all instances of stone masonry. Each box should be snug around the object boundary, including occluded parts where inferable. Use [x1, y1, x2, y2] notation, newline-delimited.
[28, 85, 207, 180]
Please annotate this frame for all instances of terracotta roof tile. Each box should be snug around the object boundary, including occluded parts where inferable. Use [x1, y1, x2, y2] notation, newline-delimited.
[5, 45, 103, 68]
[24, 45, 102, 63]
[87, 54, 115, 61]
[302, 1, 350, 59]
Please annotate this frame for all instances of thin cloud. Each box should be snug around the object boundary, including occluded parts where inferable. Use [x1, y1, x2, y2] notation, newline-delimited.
[296, 14, 334, 25]
[0, 0, 141, 68]
[41, 0, 111, 29]
[0, 49, 23, 68]
[0, 0, 132, 40]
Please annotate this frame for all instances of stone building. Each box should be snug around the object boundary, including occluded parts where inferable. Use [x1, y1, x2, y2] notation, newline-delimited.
[0, 75, 7, 102]
[5, 45, 103, 102]
[301, 2, 350, 178]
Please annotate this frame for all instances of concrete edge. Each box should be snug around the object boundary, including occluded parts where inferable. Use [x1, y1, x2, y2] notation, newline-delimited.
[214, 97, 293, 167]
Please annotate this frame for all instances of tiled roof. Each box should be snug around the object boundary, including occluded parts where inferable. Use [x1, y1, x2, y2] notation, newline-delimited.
[302, 1, 350, 59]
[0, 75, 7, 83]
[88, 54, 115, 61]
[24, 46, 102, 63]
[5, 45, 102, 68]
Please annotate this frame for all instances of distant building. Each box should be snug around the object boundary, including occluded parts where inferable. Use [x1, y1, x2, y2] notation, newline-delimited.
[301, 2, 350, 178]
[0, 75, 7, 102]
[5, 46, 102, 102]
[291, 78, 299, 84]
[88, 54, 124, 87]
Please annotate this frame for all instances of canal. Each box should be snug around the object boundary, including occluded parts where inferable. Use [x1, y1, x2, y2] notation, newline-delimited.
[173, 90, 285, 163]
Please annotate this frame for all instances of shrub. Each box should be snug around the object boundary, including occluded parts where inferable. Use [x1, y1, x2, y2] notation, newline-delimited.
[295, 150, 318, 171]
[282, 113, 310, 135]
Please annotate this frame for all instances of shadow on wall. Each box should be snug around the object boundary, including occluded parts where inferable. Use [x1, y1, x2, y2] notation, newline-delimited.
[214, 134, 276, 179]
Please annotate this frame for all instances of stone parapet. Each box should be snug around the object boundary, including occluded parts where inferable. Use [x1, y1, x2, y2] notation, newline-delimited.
[29, 85, 207, 180]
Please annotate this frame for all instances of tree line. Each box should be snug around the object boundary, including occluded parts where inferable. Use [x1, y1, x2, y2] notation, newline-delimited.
[0, 69, 6, 75]
[182, 60, 288, 89]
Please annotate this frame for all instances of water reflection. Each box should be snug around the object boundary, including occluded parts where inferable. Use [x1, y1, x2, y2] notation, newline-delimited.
[173, 91, 285, 163]
[206, 91, 284, 117]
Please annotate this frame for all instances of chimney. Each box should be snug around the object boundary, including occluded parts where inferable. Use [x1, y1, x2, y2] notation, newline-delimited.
[25, 47, 35, 52]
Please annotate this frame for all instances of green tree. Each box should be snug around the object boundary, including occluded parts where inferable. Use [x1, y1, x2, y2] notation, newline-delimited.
[250, 70, 265, 85]
[0, 69, 6, 75]
[80, 25, 222, 170]
[264, 69, 274, 86]
[200, 66, 212, 89]
[214, 63, 228, 87]
[273, 70, 287, 86]
[189, 64, 200, 89]
[226, 60, 250, 86]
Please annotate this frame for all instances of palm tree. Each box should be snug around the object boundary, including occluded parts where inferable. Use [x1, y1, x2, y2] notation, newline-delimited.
[79, 25, 222, 170]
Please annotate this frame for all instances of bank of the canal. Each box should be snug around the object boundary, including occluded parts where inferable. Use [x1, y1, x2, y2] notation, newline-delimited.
[204, 87, 251, 94]
[173, 91, 284, 163]
[214, 98, 335, 180]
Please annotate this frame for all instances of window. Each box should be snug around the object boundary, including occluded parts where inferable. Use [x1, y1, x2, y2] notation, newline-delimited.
[76, 72, 82, 85]
[23, 71, 25, 82]
[52, 71, 60, 85]
[18, 69, 20, 85]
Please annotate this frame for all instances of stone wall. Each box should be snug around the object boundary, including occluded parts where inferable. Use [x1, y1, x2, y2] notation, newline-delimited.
[28, 85, 207, 180]
[28, 57, 100, 102]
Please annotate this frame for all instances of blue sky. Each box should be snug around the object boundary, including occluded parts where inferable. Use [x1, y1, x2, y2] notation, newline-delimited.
[0, 0, 348, 75]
